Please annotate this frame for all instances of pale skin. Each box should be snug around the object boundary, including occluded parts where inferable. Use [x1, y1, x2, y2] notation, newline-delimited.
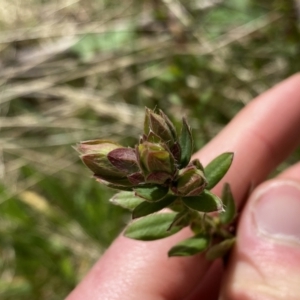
[67, 73, 300, 300]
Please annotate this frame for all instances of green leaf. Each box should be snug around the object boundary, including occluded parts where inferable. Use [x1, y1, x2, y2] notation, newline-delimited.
[110, 191, 143, 211]
[205, 238, 235, 260]
[182, 190, 223, 212]
[134, 185, 169, 202]
[125, 213, 181, 241]
[168, 199, 186, 212]
[167, 209, 191, 231]
[204, 153, 234, 190]
[179, 117, 193, 168]
[168, 234, 210, 257]
[132, 195, 177, 219]
[220, 183, 236, 225]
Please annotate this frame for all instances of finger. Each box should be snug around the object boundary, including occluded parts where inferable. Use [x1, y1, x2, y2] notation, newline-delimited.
[221, 163, 300, 300]
[67, 74, 300, 300]
[185, 260, 223, 300]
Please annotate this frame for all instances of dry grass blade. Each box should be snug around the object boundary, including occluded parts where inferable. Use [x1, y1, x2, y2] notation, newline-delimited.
[39, 86, 144, 126]
[175, 12, 283, 55]
[0, 38, 170, 104]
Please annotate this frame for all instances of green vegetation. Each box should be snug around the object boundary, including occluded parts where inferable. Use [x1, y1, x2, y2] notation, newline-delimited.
[0, 0, 299, 298]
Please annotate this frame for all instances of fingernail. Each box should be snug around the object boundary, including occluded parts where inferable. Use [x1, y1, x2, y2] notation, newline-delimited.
[253, 180, 300, 244]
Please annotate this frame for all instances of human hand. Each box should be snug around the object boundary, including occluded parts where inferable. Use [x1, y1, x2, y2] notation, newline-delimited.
[67, 74, 300, 300]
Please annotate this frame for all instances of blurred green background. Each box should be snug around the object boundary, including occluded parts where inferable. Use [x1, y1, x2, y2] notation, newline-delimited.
[0, 0, 300, 299]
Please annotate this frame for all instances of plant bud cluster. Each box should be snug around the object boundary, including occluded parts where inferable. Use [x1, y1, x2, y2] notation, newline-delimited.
[77, 108, 236, 258]
[78, 108, 207, 200]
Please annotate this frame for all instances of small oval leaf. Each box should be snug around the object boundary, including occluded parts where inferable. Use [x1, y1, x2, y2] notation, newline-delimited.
[167, 209, 191, 231]
[220, 183, 236, 225]
[110, 191, 143, 211]
[134, 185, 169, 202]
[132, 195, 177, 219]
[168, 234, 210, 257]
[179, 117, 193, 168]
[205, 238, 235, 260]
[204, 152, 234, 190]
[125, 213, 180, 241]
[182, 190, 223, 212]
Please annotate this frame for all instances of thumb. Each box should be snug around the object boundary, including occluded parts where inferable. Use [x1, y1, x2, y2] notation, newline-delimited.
[221, 166, 300, 300]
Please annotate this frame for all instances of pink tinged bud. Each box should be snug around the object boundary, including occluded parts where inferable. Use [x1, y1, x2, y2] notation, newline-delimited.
[158, 109, 177, 140]
[79, 140, 131, 185]
[81, 153, 125, 178]
[138, 142, 174, 176]
[127, 172, 145, 185]
[146, 171, 172, 184]
[77, 139, 121, 154]
[108, 148, 139, 174]
[172, 166, 207, 196]
[147, 109, 175, 145]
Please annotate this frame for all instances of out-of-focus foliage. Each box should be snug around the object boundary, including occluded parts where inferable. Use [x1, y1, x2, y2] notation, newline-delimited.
[0, 0, 299, 298]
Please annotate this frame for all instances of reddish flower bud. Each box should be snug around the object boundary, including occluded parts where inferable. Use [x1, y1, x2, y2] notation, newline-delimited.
[138, 142, 174, 183]
[172, 165, 207, 196]
[78, 140, 132, 186]
[144, 108, 176, 145]
[108, 148, 139, 174]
